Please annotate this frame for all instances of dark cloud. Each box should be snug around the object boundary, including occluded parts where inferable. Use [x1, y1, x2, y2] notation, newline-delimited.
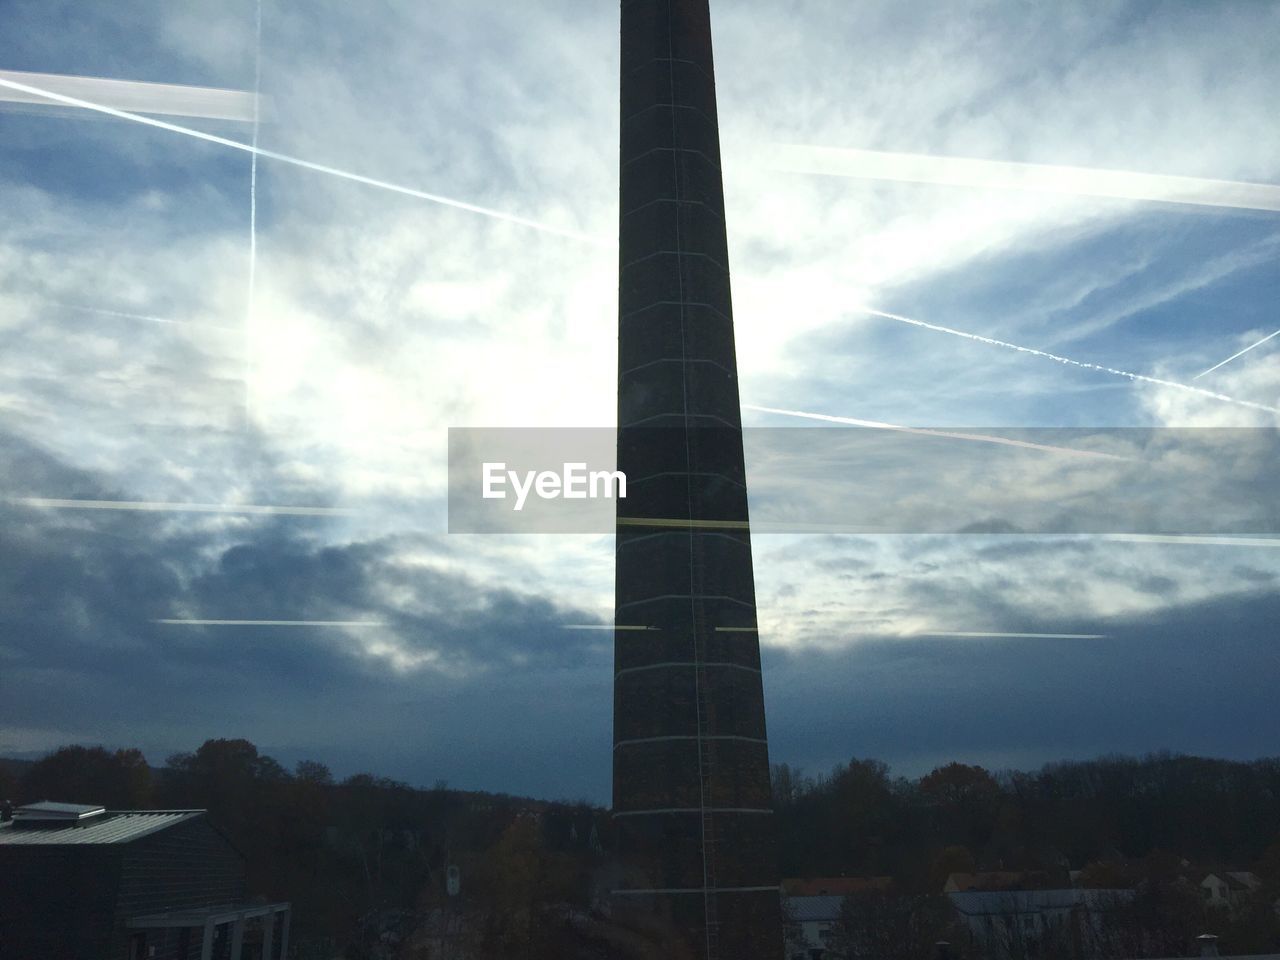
[3, 432, 1279, 802]
[763, 587, 1280, 780]
[1133, 573, 1179, 596]
[973, 539, 1097, 561]
[1233, 565, 1277, 584]
[0, 432, 607, 797]
[4, 0, 1279, 810]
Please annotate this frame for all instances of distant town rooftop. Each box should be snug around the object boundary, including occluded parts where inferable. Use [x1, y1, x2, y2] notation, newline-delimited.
[783, 876, 893, 897]
[787, 894, 845, 923]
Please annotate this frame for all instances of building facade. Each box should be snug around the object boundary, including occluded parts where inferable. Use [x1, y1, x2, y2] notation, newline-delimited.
[0, 801, 289, 960]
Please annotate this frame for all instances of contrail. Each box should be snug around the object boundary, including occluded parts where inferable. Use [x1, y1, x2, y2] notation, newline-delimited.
[743, 403, 1130, 461]
[1194, 328, 1280, 379]
[39, 299, 236, 332]
[0, 74, 608, 246]
[246, 0, 263, 417]
[765, 143, 1280, 214]
[861, 307, 1280, 416]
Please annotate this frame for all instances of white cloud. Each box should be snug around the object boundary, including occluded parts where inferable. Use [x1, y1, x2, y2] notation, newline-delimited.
[1142, 353, 1280, 427]
[2, 0, 1276, 694]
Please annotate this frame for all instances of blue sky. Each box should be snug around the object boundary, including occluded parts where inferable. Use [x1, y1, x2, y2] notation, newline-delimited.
[1, 0, 1277, 802]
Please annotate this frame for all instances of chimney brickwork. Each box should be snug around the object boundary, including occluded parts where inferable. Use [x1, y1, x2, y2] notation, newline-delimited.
[611, 2, 782, 957]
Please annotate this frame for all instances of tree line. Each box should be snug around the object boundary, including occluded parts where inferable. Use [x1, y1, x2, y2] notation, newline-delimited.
[1, 740, 612, 958]
[772, 753, 1280, 956]
[4, 745, 1279, 957]
[772, 753, 1280, 889]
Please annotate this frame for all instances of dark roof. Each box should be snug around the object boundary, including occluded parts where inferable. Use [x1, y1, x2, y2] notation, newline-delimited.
[945, 870, 1054, 892]
[0, 810, 203, 845]
[948, 889, 1133, 915]
[788, 895, 844, 922]
[1224, 871, 1261, 891]
[783, 877, 893, 896]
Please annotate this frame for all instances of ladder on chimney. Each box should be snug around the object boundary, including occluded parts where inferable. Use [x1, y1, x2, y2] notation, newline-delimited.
[695, 650, 720, 960]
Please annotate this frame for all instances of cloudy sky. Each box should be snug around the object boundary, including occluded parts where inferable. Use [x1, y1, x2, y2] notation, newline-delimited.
[1, 0, 1277, 802]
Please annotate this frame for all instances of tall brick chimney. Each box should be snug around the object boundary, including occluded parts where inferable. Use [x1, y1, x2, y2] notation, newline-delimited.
[610, 2, 782, 958]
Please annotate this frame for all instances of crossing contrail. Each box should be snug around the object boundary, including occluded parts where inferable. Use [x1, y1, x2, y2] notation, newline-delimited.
[1194, 328, 1280, 379]
[860, 307, 1280, 415]
[0, 74, 608, 246]
[742, 403, 1130, 461]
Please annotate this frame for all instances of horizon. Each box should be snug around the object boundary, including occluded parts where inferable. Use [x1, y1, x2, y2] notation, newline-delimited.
[3, 0, 1278, 807]
[5, 742, 1278, 809]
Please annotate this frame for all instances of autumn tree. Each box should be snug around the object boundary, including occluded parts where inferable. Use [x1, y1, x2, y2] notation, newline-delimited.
[920, 762, 1003, 854]
[920, 763, 1002, 806]
[772, 762, 809, 809]
[466, 815, 581, 959]
[20, 745, 152, 808]
[1075, 859, 1136, 889]
[162, 739, 297, 900]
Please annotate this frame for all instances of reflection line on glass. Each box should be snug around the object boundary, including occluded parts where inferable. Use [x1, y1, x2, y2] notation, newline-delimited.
[153, 619, 387, 627]
[909, 631, 1105, 640]
[563, 624, 656, 631]
[1099, 534, 1280, 548]
[765, 143, 1280, 213]
[9, 497, 353, 516]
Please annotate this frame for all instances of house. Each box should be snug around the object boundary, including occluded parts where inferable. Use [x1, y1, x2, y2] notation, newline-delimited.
[783, 877, 893, 898]
[943, 870, 1050, 893]
[785, 894, 844, 960]
[1200, 872, 1262, 912]
[782, 877, 893, 959]
[0, 800, 290, 960]
[947, 887, 1133, 957]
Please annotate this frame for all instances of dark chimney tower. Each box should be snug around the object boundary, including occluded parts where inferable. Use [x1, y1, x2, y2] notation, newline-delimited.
[611, 2, 782, 958]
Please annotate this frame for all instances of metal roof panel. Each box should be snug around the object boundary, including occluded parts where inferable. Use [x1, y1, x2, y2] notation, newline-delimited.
[0, 810, 203, 845]
[787, 894, 845, 922]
